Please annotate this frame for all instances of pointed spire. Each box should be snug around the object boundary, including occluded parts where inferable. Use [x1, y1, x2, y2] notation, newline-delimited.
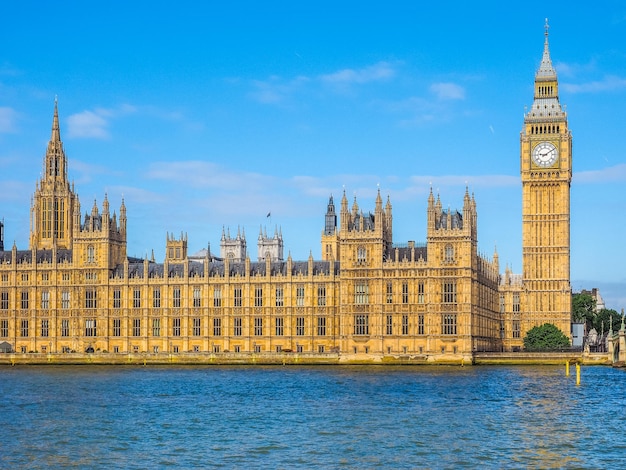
[103, 193, 110, 214]
[352, 195, 359, 215]
[536, 18, 557, 79]
[51, 97, 61, 143]
[341, 189, 348, 211]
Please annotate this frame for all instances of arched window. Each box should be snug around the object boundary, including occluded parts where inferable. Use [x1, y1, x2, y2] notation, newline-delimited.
[444, 244, 454, 263]
[87, 245, 95, 263]
[357, 246, 367, 264]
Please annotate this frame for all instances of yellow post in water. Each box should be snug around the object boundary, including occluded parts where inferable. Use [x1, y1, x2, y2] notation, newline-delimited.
[565, 360, 570, 376]
[576, 363, 581, 386]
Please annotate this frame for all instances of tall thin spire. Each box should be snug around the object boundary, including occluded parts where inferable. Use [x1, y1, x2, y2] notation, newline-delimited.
[51, 96, 61, 143]
[536, 18, 556, 79]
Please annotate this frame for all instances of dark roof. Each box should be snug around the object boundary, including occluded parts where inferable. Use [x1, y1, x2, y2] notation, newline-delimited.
[109, 259, 341, 279]
[0, 249, 73, 264]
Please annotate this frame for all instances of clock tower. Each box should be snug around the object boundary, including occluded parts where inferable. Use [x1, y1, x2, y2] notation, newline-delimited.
[520, 20, 572, 338]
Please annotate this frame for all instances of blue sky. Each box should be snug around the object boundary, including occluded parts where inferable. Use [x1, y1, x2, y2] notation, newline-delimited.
[1, 1, 626, 309]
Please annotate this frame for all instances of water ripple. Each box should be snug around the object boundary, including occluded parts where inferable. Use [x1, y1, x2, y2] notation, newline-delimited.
[1, 365, 625, 468]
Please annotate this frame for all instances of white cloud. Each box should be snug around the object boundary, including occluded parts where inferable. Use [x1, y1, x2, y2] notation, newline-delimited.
[410, 174, 518, 188]
[574, 163, 626, 183]
[0, 106, 18, 133]
[249, 76, 310, 104]
[67, 110, 109, 139]
[562, 75, 626, 94]
[429, 82, 465, 100]
[248, 62, 397, 105]
[147, 160, 275, 190]
[66, 104, 138, 139]
[320, 61, 396, 84]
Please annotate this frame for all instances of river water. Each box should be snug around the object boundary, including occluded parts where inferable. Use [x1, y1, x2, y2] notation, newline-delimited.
[0, 365, 624, 468]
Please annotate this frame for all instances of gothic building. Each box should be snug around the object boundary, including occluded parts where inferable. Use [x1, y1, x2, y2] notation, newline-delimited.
[500, 21, 572, 351]
[0, 24, 571, 359]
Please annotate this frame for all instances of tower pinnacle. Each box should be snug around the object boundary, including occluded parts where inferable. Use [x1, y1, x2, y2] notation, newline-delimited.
[51, 97, 61, 143]
[537, 18, 556, 79]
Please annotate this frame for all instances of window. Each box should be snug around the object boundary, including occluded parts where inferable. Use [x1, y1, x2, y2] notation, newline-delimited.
[296, 317, 305, 336]
[355, 283, 368, 304]
[318, 345, 325, 353]
[418, 315, 424, 335]
[41, 319, 49, 337]
[41, 291, 49, 310]
[234, 287, 242, 307]
[354, 315, 369, 335]
[213, 317, 221, 336]
[133, 288, 141, 308]
[192, 317, 201, 336]
[113, 289, 121, 309]
[254, 345, 261, 353]
[132, 318, 141, 336]
[513, 293, 520, 313]
[254, 287, 263, 307]
[85, 289, 97, 309]
[213, 345, 220, 353]
[153, 288, 161, 308]
[275, 317, 284, 336]
[317, 285, 326, 306]
[444, 244, 454, 262]
[234, 317, 242, 336]
[442, 314, 457, 335]
[402, 315, 409, 335]
[317, 317, 326, 336]
[418, 281, 424, 304]
[172, 318, 181, 337]
[254, 317, 263, 336]
[41, 272, 49, 283]
[152, 318, 161, 337]
[113, 319, 121, 337]
[0, 291, 8, 310]
[386, 315, 393, 335]
[87, 245, 95, 263]
[173, 287, 181, 308]
[21, 319, 29, 337]
[442, 281, 457, 304]
[499, 294, 505, 313]
[402, 282, 409, 304]
[513, 320, 521, 338]
[386, 282, 393, 304]
[85, 319, 97, 337]
[296, 345, 303, 353]
[62, 291, 70, 309]
[22, 273, 28, 282]
[357, 246, 366, 263]
[193, 287, 201, 308]
[0, 319, 8, 337]
[21, 291, 28, 309]
[275, 287, 284, 307]
[61, 319, 70, 337]
[296, 286, 305, 306]
[213, 287, 222, 307]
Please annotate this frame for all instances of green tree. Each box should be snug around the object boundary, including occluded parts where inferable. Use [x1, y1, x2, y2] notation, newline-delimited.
[593, 308, 621, 334]
[572, 293, 596, 325]
[523, 323, 570, 351]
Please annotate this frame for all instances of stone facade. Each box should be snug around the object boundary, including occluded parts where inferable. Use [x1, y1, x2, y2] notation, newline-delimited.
[0, 26, 571, 359]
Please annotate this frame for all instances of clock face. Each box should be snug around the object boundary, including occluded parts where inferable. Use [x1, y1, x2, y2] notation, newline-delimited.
[532, 142, 558, 167]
